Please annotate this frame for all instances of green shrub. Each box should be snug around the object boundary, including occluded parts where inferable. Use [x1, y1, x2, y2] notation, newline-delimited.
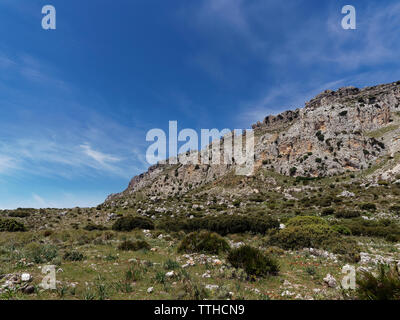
[26, 243, 58, 264]
[339, 219, 400, 238]
[118, 240, 151, 251]
[7, 208, 32, 218]
[360, 203, 377, 211]
[164, 259, 180, 270]
[321, 237, 360, 263]
[84, 223, 107, 231]
[269, 218, 360, 261]
[158, 215, 279, 235]
[385, 234, 400, 243]
[249, 195, 264, 202]
[269, 223, 336, 250]
[378, 180, 389, 186]
[305, 266, 317, 275]
[0, 218, 26, 232]
[178, 231, 230, 254]
[356, 264, 400, 300]
[43, 230, 53, 237]
[227, 245, 279, 277]
[286, 215, 327, 227]
[316, 130, 325, 141]
[334, 210, 361, 219]
[63, 250, 85, 261]
[317, 197, 332, 207]
[331, 224, 352, 235]
[268, 216, 340, 250]
[321, 208, 335, 216]
[112, 215, 154, 231]
[389, 205, 400, 214]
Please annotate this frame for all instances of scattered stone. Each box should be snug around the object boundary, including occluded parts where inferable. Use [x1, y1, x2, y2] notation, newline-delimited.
[281, 290, 295, 297]
[230, 241, 245, 249]
[22, 285, 35, 294]
[338, 190, 355, 197]
[21, 273, 32, 282]
[213, 259, 222, 266]
[283, 280, 292, 287]
[205, 284, 219, 291]
[323, 274, 337, 288]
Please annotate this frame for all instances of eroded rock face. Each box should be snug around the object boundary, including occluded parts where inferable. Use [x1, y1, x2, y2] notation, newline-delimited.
[105, 81, 400, 203]
[253, 81, 400, 177]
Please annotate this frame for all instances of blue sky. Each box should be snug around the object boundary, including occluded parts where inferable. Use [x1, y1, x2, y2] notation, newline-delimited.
[1, 0, 400, 209]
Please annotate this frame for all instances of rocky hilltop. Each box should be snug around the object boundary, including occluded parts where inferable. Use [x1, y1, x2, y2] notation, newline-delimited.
[105, 80, 400, 206]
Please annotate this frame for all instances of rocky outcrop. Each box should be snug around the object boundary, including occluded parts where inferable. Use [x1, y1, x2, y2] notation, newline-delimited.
[252, 109, 300, 131]
[105, 81, 400, 204]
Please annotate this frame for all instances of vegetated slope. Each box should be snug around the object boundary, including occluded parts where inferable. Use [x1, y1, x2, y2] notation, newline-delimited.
[105, 81, 400, 208]
[4, 82, 400, 301]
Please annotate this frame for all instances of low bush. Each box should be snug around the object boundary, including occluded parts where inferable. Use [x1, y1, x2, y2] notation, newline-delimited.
[359, 203, 377, 211]
[268, 216, 337, 250]
[356, 264, 400, 300]
[317, 197, 332, 207]
[83, 223, 107, 231]
[43, 230, 53, 237]
[334, 210, 361, 219]
[227, 245, 279, 278]
[7, 208, 33, 218]
[164, 259, 180, 270]
[339, 219, 400, 239]
[268, 223, 336, 250]
[321, 237, 360, 263]
[331, 224, 352, 235]
[385, 234, 400, 243]
[0, 218, 26, 232]
[389, 205, 400, 214]
[269, 216, 361, 261]
[125, 262, 147, 282]
[118, 240, 151, 251]
[112, 215, 154, 232]
[63, 250, 85, 261]
[285, 216, 327, 227]
[26, 243, 58, 264]
[158, 215, 279, 235]
[178, 231, 230, 254]
[321, 208, 335, 216]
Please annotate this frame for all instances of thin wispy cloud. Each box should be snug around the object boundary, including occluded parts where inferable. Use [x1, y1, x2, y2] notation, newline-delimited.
[0, 155, 17, 174]
[0, 54, 16, 68]
[0, 50, 69, 90]
[81, 143, 121, 165]
[32, 193, 50, 208]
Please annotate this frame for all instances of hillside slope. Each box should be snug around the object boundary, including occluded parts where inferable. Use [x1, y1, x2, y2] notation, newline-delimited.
[105, 81, 400, 208]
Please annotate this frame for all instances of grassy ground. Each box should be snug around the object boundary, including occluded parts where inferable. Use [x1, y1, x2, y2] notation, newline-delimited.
[0, 226, 399, 300]
[1, 170, 400, 300]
